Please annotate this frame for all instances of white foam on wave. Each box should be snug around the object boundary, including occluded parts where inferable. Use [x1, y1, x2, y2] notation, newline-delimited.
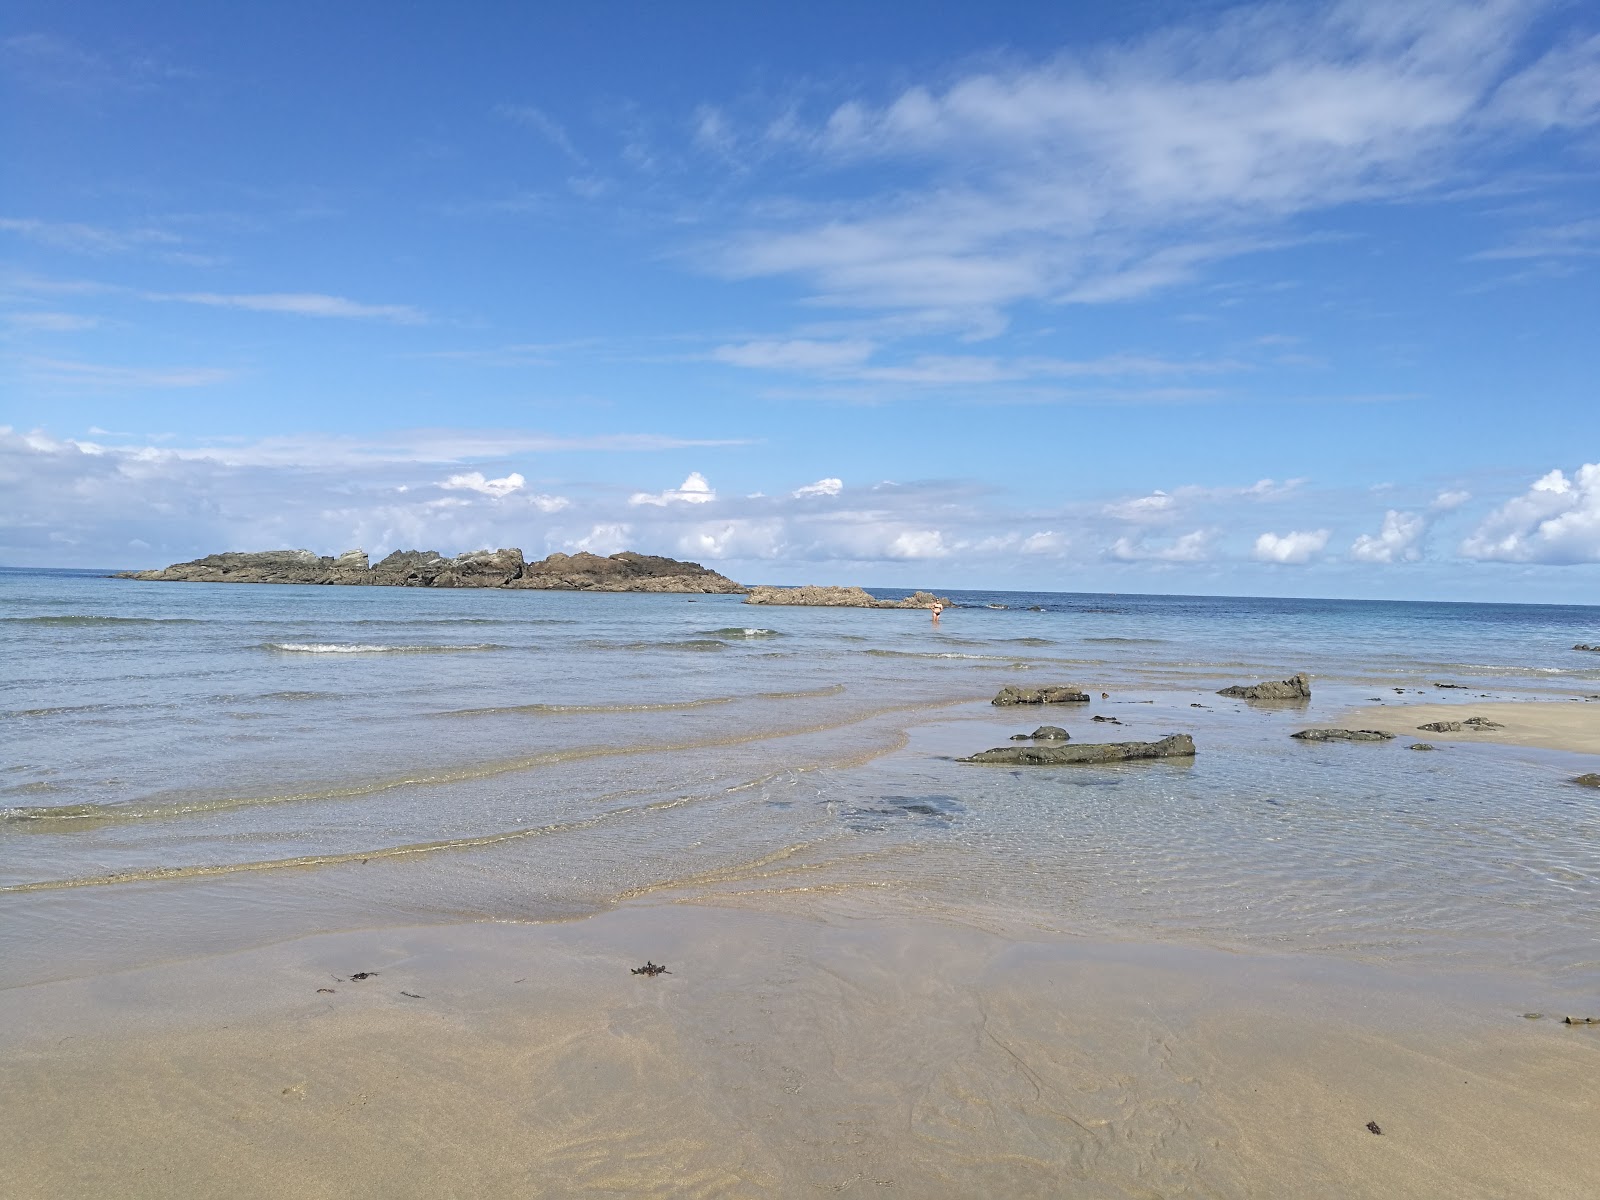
[261, 642, 503, 655]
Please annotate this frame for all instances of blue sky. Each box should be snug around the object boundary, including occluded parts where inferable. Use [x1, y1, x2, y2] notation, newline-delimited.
[2, 0, 1598, 599]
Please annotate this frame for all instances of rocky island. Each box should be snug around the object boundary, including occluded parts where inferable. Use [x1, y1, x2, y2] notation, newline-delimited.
[117, 548, 747, 593]
[743, 585, 950, 609]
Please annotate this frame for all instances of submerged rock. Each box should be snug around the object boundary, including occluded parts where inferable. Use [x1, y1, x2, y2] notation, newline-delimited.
[1409, 743, 1438, 751]
[121, 548, 745, 593]
[991, 685, 1091, 706]
[1290, 728, 1395, 742]
[1574, 774, 1600, 787]
[1008, 725, 1070, 741]
[1574, 644, 1600, 652]
[961, 733, 1195, 766]
[1217, 673, 1311, 700]
[742, 585, 950, 609]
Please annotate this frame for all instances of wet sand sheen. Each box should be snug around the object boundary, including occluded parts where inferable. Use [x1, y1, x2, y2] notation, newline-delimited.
[1340, 699, 1600, 756]
[1, 901, 1595, 1200]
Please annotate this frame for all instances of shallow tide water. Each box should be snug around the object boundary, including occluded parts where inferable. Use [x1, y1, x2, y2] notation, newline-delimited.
[3, 566, 1598, 1001]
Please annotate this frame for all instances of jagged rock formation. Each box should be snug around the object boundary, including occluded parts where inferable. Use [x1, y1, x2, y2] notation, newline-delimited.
[991, 685, 1091, 706]
[120, 548, 746, 593]
[1290, 728, 1394, 742]
[961, 733, 1195, 766]
[742, 585, 950, 609]
[1217, 673, 1311, 700]
[1417, 717, 1506, 733]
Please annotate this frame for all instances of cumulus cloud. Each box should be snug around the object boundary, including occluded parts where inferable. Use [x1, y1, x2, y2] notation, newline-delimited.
[1349, 510, 1426, 563]
[440, 471, 525, 498]
[792, 477, 843, 498]
[629, 472, 717, 507]
[1252, 529, 1330, 564]
[1431, 489, 1472, 512]
[1460, 464, 1600, 563]
[1021, 530, 1065, 555]
[886, 529, 947, 559]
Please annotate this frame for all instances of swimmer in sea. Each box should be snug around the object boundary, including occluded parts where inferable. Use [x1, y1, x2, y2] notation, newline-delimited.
[931, 601, 943, 624]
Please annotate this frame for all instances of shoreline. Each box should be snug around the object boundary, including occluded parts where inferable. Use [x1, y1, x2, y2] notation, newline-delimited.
[4, 898, 1597, 1198]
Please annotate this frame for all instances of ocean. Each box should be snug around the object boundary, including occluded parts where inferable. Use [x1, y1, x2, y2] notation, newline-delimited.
[3, 565, 1599, 997]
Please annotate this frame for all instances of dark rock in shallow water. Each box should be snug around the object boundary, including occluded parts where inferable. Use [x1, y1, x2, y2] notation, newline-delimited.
[1574, 644, 1600, 652]
[961, 733, 1195, 765]
[120, 548, 745, 593]
[1217, 673, 1311, 701]
[1418, 720, 1464, 733]
[1574, 774, 1600, 787]
[1409, 743, 1438, 751]
[991, 685, 1091, 706]
[742, 585, 949, 609]
[1290, 728, 1395, 742]
[1008, 725, 1070, 741]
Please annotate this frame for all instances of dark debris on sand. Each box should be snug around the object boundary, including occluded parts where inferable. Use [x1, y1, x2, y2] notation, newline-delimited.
[632, 961, 671, 976]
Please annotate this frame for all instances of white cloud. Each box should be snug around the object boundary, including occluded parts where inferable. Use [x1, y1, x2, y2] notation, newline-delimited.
[1253, 529, 1330, 564]
[3, 311, 100, 332]
[573, 523, 632, 555]
[1431, 488, 1472, 512]
[886, 529, 947, 559]
[1105, 490, 1175, 521]
[19, 357, 233, 389]
[0, 215, 180, 255]
[1108, 529, 1213, 562]
[629, 471, 717, 507]
[1349, 510, 1426, 563]
[1460, 464, 1600, 563]
[152, 291, 425, 323]
[792, 477, 843, 498]
[496, 104, 586, 163]
[1021, 530, 1065, 555]
[440, 471, 526, 498]
[712, 339, 876, 371]
[706, 2, 1575, 330]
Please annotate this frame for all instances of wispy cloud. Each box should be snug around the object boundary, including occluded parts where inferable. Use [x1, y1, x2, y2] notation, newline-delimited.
[150, 291, 428, 323]
[0, 216, 181, 256]
[697, 1, 1591, 331]
[17, 357, 234, 390]
[496, 104, 586, 163]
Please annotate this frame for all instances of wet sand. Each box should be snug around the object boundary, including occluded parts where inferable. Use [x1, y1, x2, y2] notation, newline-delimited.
[1341, 698, 1600, 757]
[3, 899, 1597, 1199]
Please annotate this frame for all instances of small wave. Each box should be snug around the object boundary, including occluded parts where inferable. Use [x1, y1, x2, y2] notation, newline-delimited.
[1003, 637, 1055, 647]
[260, 690, 341, 701]
[865, 649, 1010, 661]
[702, 627, 785, 639]
[2, 615, 205, 626]
[259, 642, 506, 654]
[611, 639, 728, 652]
[1083, 637, 1168, 644]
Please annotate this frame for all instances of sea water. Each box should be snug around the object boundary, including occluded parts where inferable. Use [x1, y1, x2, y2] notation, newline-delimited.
[2, 566, 1598, 994]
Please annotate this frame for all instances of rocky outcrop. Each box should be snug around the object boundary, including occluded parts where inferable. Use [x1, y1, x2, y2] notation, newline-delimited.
[1410, 743, 1438, 751]
[1574, 774, 1600, 787]
[1008, 726, 1070, 741]
[1418, 717, 1506, 733]
[991, 685, 1091, 706]
[742, 585, 950, 609]
[1290, 728, 1394, 742]
[961, 733, 1195, 766]
[1217, 673, 1311, 700]
[121, 548, 745, 593]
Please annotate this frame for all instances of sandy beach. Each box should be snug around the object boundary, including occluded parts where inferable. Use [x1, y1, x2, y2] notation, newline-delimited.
[1340, 698, 1600, 758]
[4, 899, 1598, 1200]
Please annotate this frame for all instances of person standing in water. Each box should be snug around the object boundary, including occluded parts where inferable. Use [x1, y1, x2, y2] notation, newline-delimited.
[930, 600, 943, 624]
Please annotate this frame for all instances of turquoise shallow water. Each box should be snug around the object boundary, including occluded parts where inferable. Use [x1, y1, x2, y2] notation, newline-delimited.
[2, 566, 1598, 994]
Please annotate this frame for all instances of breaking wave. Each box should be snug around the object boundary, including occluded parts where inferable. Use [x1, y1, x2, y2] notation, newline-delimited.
[258, 642, 506, 654]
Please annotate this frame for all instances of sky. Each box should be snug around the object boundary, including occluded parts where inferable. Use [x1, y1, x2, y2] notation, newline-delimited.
[2, 0, 1598, 600]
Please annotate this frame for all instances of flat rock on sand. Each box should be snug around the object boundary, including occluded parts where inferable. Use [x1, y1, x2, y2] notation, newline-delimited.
[1291, 729, 1395, 742]
[961, 733, 1195, 765]
[991, 685, 1091, 706]
[1218, 673, 1312, 700]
